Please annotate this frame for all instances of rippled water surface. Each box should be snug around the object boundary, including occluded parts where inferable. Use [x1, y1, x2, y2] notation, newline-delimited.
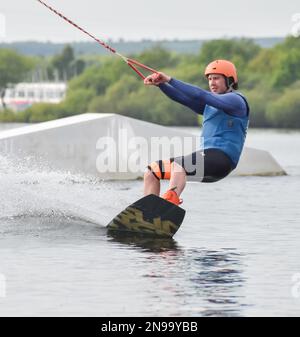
[0, 124, 299, 316]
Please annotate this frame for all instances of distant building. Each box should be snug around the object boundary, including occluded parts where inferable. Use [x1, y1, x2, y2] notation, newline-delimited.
[2, 82, 67, 112]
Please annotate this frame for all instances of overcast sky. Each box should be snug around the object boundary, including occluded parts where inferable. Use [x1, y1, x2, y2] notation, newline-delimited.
[0, 0, 299, 42]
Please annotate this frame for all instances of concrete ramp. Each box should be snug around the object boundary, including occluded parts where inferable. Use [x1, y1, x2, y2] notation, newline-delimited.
[232, 147, 286, 176]
[0, 113, 286, 179]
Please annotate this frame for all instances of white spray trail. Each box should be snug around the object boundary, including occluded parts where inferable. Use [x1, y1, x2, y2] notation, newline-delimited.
[0, 155, 134, 226]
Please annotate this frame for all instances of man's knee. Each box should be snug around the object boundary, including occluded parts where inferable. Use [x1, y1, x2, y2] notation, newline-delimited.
[144, 167, 158, 182]
[146, 159, 174, 181]
[172, 161, 186, 175]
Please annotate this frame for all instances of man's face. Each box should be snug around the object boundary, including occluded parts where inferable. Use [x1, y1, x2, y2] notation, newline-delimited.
[208, 74, 227, 94]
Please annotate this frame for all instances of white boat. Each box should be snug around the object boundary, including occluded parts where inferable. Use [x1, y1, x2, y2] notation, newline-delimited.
[2, 82, 67, 111]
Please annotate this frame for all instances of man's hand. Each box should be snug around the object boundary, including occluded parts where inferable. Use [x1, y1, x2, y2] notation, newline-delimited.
[144, 72, 171, 86]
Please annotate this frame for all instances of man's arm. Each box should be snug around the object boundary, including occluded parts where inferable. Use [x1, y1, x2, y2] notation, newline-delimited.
[158, 83, 205, 115]
[168, 78, 248, 117]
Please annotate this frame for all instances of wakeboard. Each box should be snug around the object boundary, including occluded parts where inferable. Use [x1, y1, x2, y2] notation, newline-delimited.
[107, 194, 185, 238]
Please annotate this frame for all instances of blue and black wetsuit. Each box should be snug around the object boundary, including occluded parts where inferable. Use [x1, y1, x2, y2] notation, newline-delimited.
[151, 78, 250, 182]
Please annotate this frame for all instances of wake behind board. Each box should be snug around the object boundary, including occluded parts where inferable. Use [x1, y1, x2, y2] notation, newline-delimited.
[107, 194, 185, 238]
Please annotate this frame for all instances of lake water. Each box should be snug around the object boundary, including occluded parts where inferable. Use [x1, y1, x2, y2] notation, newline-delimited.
[0, 123, 299, 317]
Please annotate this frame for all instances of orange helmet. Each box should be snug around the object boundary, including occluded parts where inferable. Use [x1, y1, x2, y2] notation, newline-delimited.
[205, 59, 238, 88]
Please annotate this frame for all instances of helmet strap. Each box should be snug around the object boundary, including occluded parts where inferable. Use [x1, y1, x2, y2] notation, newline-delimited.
[225, 76, 237, 91]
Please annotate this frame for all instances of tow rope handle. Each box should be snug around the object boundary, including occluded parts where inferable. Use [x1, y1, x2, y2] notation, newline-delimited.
[126, 58, 158, 79]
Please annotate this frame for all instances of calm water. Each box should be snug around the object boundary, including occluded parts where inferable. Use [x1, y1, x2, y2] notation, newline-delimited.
[0, 123, 299, 317]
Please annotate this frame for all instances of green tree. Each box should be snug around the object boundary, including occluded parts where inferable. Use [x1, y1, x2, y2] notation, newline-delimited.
[51, 45, 74, 80]
[271, 48, 300, 89]
[199, 38, 261, 66]
[62, 87, 97, 115]
[18, 102, 66, 123]
[243, 87, 279, 127]
[51, 45, 85, 80]
[266, 88, 300, 128]
[68, 63, 119, 96]
[88, 75, 141, 114]
[249, 36, 300, 89]
[137, 46, 180, 70]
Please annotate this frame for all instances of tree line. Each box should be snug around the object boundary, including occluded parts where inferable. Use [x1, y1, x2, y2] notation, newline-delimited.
[0, 36, 300, 128]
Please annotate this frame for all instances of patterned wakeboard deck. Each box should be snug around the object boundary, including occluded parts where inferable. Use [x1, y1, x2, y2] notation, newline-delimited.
[107, 194, 185, 238]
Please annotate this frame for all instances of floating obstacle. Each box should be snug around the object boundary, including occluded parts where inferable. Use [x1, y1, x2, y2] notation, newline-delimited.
[0, 113, 286, 178]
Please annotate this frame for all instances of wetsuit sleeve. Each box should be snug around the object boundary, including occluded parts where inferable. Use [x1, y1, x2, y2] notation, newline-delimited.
[168, 78, 248, 117]
[158, 83, 205, 115]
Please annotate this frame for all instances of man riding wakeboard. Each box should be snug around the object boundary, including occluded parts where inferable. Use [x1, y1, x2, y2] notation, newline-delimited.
[143, 59, 250, 205]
